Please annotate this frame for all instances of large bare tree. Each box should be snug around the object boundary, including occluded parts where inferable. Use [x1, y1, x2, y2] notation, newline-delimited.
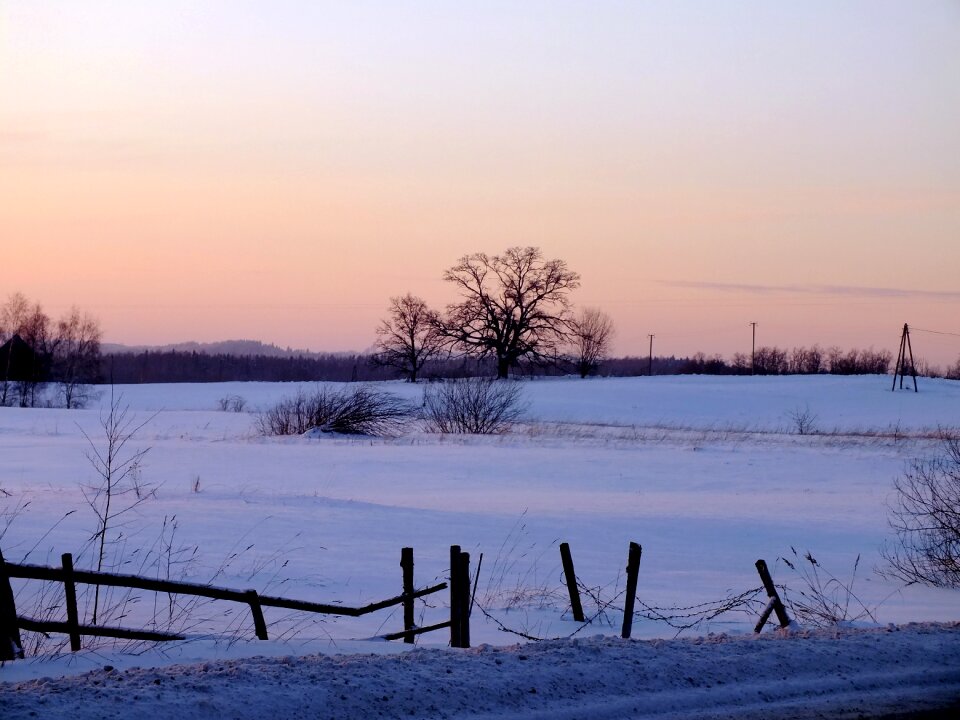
[440, 247, 580, 379]
[570, 307, 615, 378]
[373, 293, 443, 382]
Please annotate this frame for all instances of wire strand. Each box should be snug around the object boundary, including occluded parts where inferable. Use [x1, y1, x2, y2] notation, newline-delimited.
[911, 327, 960, 338]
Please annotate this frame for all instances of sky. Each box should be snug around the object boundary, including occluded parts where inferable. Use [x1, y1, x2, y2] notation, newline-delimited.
[2, 1, 959, 364]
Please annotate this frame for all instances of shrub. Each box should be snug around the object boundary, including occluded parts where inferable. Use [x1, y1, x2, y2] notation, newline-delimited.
[787, 404, 818, 435]
[882, 431, 960, 587]
[423, 378, 525, 434]
[217, 394, 247, 412]
[257, 386, 411, 437]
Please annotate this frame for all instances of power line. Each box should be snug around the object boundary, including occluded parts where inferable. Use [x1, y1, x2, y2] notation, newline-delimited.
[911, 327, 960, 338]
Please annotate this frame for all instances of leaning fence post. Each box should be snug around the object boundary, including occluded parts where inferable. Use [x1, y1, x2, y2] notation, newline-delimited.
[559, 543, 585, 623]
[458, 551, 471, 649]
[245, 590, 269, 640]
[401, 547, 415, 644]
[449, 545, 461, 648]
[754, 559, 791, 632]
[61, 553, 82, 652]
[620, 542, 642, 639]
[0, 549, 24, 660]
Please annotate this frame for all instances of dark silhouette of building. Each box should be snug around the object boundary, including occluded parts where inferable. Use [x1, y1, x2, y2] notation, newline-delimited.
[0, 334, 45, 381]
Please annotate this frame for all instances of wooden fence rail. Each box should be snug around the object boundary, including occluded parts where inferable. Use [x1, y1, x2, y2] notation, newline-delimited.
[0, 547, 449, 660]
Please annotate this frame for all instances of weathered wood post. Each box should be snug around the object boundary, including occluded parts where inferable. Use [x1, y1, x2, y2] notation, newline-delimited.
[620, 542, 642, 639]
[401, 547, 415, 644]
[61, 553, 82, 652]
[245, 590, 269, 640]
[0, 549, 24, 660]
[458, 551, 471, 649]
[449, 545, 462, 648]
[753, 559, 791, 632]
[559, 543, 585, 623]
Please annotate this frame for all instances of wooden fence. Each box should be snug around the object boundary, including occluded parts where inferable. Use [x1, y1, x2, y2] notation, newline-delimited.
[0, 546, 474, 661]
[2, 540, 788, 661]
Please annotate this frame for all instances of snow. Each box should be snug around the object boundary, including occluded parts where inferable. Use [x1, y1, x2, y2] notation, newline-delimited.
[2, 375, 959, 714]
[3, 624, 959, 719]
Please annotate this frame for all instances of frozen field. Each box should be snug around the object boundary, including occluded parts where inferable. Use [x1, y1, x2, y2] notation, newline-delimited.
[1, 375, 959, 686]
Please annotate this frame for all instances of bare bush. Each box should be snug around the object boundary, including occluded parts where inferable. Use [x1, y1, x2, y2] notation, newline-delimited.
[217, 394, 247, 412]
[423, 378, 526, 434]
[787, 404, 818, 435]
[882, 433, 960, 587]
[257, 386, 411, 437]
[945, 356, 960, 381]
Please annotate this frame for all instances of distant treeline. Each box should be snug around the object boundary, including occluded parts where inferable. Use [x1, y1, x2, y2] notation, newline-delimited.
[100, 344, 913, 384]
[677, 345, 894, 376]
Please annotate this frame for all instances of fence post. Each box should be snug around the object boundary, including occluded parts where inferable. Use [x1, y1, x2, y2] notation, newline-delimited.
[559, 543, 585, 623]
[61, 553, 82, 652]
[401, 547, 415, 644]
[754, 559, 791, 632]
[0, 549, 24, 660]
[245, 590, 269, 640]
[449, 545, 461, 648]
[620, 542, 642, 639]
[458, 551, 471, 649]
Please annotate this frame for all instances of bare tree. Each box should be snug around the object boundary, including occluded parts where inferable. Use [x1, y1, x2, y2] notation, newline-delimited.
[52, 307, 102, 408]
[439, 247, 580, 379]
[570, 307, 614, 378]
[373, 294, 443, 382]
[78, 388, 156, 624]
[0, 292, 51, 407]
[882, 432, 960, 588]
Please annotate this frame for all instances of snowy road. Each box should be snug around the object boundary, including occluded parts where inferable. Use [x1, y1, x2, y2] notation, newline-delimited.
[3, 623, 959, 719]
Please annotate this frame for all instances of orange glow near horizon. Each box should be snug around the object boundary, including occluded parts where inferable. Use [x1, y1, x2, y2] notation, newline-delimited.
[2, 2, 959, 365]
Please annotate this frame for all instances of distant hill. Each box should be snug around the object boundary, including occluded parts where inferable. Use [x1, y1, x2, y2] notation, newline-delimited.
[101, 340, 342, 359]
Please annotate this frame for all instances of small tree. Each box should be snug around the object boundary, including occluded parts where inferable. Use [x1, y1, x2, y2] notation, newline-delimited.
[52, 307, 102, 408]
[570, 307, 614, 378]
[440, 247, 580, 379]
[78, 388, 156, 625]
[373, 294, 443, 382]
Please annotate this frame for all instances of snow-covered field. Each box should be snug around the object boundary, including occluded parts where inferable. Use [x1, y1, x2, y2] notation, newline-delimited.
[2, 375, 959, 715]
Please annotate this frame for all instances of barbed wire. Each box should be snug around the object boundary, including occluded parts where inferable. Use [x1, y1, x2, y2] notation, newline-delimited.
[472, 585, 767, 642]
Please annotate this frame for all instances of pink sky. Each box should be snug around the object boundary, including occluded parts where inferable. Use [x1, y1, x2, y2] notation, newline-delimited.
[2, 2, 959, 364]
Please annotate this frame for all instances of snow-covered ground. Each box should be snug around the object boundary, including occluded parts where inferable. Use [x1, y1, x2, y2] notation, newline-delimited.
[2, 375, 959, 714]
[3, 624, 959, 719]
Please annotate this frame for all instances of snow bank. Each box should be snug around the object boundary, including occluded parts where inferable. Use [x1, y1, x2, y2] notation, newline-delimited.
[3, 623, 958, 719]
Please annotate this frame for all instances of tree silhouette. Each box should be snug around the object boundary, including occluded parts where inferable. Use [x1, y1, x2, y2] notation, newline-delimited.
[570, 307, 614, 378]
[373, 294, 443, 382]
[440, 247, 580, 379]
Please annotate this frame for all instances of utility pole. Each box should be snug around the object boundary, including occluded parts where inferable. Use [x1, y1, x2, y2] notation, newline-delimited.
[648, 334, 655, 377]
[892, 323, 918, 392]
[750, 322, 757, 375]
